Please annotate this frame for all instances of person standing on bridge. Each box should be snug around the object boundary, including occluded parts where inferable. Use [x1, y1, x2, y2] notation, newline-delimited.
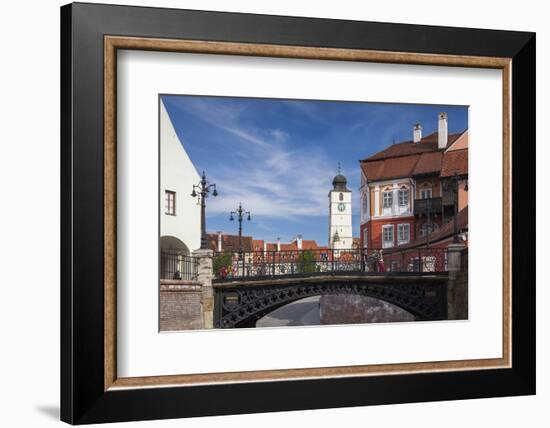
[378, 250, 386, 272]
[219, 265, 228, 279]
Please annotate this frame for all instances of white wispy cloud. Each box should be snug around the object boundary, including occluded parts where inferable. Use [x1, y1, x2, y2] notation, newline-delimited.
[208, 148, 333, 218]
[178, 99, 335, 219]
[268, 129, 290, 143]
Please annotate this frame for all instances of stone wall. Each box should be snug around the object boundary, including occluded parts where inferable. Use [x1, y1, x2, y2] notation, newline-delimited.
[446, 243, 468, 320]
[320, 295, 415, 324]
[451, 270, 468, 320]
[159, 280, 203, 331]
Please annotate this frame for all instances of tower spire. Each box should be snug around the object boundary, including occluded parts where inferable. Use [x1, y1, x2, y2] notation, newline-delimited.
[337, 161, 342, 175]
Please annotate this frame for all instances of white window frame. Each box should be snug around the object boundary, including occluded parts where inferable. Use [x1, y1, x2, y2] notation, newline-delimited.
[382, 224, 394, 248]
[420, 188, 432, 199]
[398, 187, 409, 206]
[382, 191, 393, 208]
[362, 192, 369, 219]
[397, 223, 410, 244]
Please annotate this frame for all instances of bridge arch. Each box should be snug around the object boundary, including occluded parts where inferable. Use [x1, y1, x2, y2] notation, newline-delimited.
[214, 275, 448, 328]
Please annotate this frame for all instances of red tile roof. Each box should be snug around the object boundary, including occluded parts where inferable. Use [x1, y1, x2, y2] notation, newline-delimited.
[280, 243, 296, 251]
[441, 149, 468, 177]
[301, 240, 320, 250]
[361, 155, 420, 181]
[360, 130, 467, 181]
[206, 233, 253, 252]
[412, 151, 443, 176]
[362, 132, 462, 162]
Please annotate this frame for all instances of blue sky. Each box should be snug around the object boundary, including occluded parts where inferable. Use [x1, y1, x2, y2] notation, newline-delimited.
[162, 95, 468, 246]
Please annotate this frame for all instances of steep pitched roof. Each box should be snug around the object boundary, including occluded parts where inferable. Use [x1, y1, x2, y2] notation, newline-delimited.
[362, 132, 462, 162]
[361, 155, 420, 181]
[441, 149, 468, 177]
[360, 130, 467, 182]
[412, 151, 443, 176]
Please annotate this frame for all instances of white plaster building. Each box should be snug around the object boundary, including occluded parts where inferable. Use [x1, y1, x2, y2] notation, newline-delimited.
[328, 172, 353, 250]
[159, 100, 201, 257]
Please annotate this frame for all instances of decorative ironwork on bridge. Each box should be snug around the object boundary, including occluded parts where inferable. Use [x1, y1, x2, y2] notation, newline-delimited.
[213, 247, 448, 281]
[214, 275, 448, 328]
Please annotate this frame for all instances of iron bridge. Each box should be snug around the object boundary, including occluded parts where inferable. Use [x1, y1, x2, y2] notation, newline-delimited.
[213, 273, 449, 328]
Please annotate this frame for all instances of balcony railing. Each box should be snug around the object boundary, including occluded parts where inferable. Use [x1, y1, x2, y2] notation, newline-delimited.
[213, 247, 448, 281]
[414, 197, 442, 216]
[160, 251, 198, 281]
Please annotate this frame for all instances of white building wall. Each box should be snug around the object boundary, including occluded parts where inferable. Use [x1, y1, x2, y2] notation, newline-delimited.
[369, 179, 413, 219]
[160, 100, 201, 254]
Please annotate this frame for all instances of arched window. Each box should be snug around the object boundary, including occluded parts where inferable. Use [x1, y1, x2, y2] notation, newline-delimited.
[419, 182, 432, 199]
[339, 192, 344, 201]
[383, 190, 393, 208]
[398, 185, 409, 206]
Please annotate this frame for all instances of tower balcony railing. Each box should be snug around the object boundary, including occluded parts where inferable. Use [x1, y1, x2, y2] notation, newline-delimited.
[212, 247, 450, 282]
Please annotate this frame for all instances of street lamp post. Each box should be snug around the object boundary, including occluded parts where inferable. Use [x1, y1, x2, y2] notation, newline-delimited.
[230, 202, 251, 276]
[230, 202, 252, 254]
[191, 171, 218, 250]
[422, 198, 434, 249]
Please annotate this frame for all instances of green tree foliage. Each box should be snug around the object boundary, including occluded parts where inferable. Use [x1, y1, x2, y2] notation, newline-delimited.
[213, 253, 233, 276]
[296, 249, 318, 273]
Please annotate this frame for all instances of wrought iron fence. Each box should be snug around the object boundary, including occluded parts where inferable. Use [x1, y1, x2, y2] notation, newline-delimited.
[160, 251, 198, 280]
[213, 247, 448, 281]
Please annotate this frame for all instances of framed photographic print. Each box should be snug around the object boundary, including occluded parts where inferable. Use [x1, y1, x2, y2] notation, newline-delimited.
[60, 2, 536, 424]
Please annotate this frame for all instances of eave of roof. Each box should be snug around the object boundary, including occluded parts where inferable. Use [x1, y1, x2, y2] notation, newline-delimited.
[361, 131, 464, 162]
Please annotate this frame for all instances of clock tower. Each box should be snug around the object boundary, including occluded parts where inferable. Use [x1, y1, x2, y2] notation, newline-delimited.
[328, 166, 353, 250]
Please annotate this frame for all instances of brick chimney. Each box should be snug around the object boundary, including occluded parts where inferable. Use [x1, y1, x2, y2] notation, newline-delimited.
[217, 231, 223, 252]
[276, 237, 281, 252]
[413, 123, 422, 143]
[438, 112, 448, 149]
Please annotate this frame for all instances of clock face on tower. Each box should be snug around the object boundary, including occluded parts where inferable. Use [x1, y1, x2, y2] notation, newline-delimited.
[337, 202, 346, 212]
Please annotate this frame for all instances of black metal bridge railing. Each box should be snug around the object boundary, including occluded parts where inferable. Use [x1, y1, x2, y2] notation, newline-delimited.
[160, 251, 198, 281]
[213, 247, 448, 281]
